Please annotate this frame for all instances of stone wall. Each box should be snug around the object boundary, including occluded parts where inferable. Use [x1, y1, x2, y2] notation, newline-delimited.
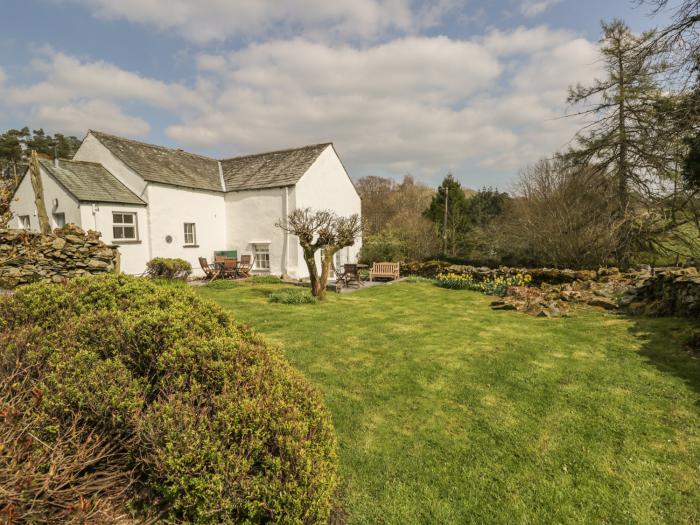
[0, 225, 119, 288]
[402, 260, 601, 284]
[623, 268, 700, 317]
[403, 260, 699, 319]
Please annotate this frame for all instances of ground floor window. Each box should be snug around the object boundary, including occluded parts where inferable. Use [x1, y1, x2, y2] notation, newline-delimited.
[335, 250, 343, 271]
[18, 215, 30, 229]
[183, 222, 197, 245]
[253, 243, 270, 270]
[112, 212, 138, 241]
[52, 212, 65, 228]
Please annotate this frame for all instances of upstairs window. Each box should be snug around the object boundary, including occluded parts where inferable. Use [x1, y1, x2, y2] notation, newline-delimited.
[184, 223, 197, 245]
[112, 212, 138, 241]
[18, 215, 30, 229]
[253, 243, 270, 270]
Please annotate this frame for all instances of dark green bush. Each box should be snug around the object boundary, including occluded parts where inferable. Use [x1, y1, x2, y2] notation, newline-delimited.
[145, 257, 192, 279]
[269, 287, 318, 304]
[0, 274, 336, 523]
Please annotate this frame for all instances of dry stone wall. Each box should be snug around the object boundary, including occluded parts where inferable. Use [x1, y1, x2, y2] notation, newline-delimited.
[403, 260, 700, 319]
[0, 225, 119, 288]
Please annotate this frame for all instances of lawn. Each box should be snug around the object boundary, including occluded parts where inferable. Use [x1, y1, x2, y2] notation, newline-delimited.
[197, 280, 700, 525]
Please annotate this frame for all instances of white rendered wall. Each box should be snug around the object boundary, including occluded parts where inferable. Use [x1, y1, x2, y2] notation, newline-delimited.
[224, 188, 288, 276]
[294, 145, 363, 274]
[146, 183, 227, 276]
[73, 133, 148, 201]
[80, 202, 150, 275]
[9, 168, 82, 230]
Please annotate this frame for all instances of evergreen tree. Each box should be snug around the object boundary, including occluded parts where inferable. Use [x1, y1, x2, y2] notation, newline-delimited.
[424, 174, 470, 257]
[566, 20, 673, 264]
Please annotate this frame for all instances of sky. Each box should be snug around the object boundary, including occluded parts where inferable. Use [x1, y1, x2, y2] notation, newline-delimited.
[0, 0, 671, 189]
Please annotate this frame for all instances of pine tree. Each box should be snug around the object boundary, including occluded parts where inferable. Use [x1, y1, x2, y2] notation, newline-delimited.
[566, 20, 672, 264]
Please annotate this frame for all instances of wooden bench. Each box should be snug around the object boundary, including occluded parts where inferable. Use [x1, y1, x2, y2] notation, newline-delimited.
[369, 262, 400, 281]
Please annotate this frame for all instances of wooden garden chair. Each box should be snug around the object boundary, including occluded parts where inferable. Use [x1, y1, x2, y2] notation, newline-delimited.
[199, 257, 220, 281]
[338, 263, 362, 288]
[222, 258, 238, 279]
[237, 255, 252, 278]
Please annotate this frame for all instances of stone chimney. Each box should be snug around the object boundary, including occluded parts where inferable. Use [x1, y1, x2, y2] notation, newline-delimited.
[53, 145, 59, 168]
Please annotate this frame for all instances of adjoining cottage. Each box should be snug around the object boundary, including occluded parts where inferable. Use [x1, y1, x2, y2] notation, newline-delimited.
[10, 131, 362, 277]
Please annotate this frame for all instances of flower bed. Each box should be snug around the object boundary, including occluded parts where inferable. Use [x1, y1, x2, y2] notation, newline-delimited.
[435, 272, 532, 296]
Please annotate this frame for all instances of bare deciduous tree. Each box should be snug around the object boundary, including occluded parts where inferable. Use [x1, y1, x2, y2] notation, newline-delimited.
[276, 209, 362, 300]
[491, 158, 623, 268]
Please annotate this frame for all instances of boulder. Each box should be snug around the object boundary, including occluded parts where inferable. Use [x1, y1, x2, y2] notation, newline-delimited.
[587, 298, 618, 310]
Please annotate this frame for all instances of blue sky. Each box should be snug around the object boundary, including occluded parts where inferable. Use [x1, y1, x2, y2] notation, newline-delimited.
[0, 0, 669, 189]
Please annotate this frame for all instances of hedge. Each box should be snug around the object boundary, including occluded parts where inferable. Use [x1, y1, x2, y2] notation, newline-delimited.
[145, 257, 192, 280]
[0, 274, 337, 523]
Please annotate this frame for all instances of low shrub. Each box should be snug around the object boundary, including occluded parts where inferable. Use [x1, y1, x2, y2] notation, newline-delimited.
[145, 257, 192, 280]
[205, 279, 241, 289]
[250, 275, 283, 284]
[0, 274, 336, 524]
[435, 272, 531, 296]
[404, 276, 435, 283]
[269, 287, 318, 304]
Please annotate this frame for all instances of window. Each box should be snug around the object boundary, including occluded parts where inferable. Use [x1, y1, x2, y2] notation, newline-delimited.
[335, 250, 342, 271]
[253, 243, 270, 270]
[18, 215, 30, 229]
[112, 212, 138, 241]
[183, 223, 197, 245]
[52, 212, 65, 228]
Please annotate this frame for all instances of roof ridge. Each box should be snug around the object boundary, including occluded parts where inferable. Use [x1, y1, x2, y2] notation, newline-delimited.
[89, 129, 217, 162]
[219, 142, 332, 162]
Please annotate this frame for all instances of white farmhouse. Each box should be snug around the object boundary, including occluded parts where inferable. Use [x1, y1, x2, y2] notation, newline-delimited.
[10, 131, 362, 277]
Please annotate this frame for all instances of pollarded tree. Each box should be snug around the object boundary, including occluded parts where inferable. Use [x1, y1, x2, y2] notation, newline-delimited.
[276, 209, 362, 300]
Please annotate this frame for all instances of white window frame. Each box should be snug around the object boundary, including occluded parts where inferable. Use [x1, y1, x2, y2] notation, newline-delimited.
[253, 243, 271, 270]
[183, 223, 197, 246]
[52, 212, 66, 228]
[112, 212, 138, 241]
[18, 215, 30, 229]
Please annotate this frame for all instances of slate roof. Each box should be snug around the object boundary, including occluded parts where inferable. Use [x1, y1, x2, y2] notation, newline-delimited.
[90, 130, 331, 193]
[40, 159, 145, 205]
[89, 131, 222, 192]
[220, 143, 331, 191]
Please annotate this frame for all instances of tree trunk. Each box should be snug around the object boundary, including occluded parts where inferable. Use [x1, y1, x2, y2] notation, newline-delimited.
[318, 249, 337, 301]
[617, 51, 629, 216]
[29, 150, 51, 235]
[301, 247, 323, 298]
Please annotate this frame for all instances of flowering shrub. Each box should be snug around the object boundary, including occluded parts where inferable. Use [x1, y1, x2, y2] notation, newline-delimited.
[435, 272, 532, 296]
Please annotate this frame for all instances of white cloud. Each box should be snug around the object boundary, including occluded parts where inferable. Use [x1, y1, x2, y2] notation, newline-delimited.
[172, 28, 601, 176]
[8, 49, 207, 112]
[518, 0, 561, 18]
[35, 100, 150, 136]
[66, 0, 458, 43]
[4, 26, 602, 182]
[0, 66, 6, 85]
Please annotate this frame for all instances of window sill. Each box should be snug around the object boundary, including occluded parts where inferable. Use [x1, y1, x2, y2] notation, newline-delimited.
[183, 244, 199, 248]
[112, 240, 141, 245]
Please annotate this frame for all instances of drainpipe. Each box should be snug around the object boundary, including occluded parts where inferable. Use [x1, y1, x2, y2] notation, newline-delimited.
[282, 186, 289, 276]
[91, 203, 99, 231]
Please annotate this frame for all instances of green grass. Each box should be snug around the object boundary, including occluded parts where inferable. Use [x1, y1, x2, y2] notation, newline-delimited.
[197, 281, 700, 525]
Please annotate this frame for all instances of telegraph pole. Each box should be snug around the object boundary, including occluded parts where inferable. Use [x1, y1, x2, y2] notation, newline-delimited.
[442, 185, 449, 255]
